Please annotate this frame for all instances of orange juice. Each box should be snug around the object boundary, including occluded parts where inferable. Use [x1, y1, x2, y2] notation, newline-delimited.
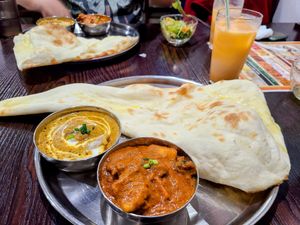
[209, 8, 219, 45]
[210, 19, 258, 82]
[209, 0, 244, 45]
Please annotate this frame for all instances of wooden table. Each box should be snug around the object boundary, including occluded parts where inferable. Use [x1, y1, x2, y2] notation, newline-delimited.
[0, 22, 299, 225]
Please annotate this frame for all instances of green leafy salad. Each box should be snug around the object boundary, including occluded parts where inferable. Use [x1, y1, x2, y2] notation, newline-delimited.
[160, 0, 195, 40]
[161, 17, 193, 39]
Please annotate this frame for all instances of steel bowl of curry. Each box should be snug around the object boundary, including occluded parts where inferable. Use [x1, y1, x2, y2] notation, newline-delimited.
[33, 106, 121, 172]
[36, 16, 76, 32]
[76, 13, 111, 36]
[97, 137, 199, 223]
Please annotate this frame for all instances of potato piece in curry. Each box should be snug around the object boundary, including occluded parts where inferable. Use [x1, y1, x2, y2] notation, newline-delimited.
[99, 144, 197, 216]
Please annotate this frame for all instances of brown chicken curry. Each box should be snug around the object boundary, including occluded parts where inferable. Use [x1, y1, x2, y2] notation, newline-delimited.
[99, 144, 197, 216]
[77, 13, 111, 25]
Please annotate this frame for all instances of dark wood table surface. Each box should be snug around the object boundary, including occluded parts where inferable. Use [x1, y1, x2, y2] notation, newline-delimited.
[0, 22, 299, 225]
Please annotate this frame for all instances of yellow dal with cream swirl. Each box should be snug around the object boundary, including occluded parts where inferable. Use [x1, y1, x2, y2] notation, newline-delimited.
[36, 111, 119, 161]
[36, 17, 75, 27]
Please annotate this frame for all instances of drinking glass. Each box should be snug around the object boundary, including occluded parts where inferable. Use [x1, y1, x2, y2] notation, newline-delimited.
[209, 8, 263, 82]
[291, 59, 300, 100]
[209, 0, 244, 46]
[0, 0, 22, 37]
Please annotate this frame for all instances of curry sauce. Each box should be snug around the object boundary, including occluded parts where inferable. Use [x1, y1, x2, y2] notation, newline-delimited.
[36, 17, 75, 27]
[36, 111, 120, 161]
[100, 144, 197, 216]
[77, 13, 111, 25]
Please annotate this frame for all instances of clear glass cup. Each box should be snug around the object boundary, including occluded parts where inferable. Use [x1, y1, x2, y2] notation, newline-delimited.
[209, 8, 263, 82]
[160, 14, 198, 47]
[209, 0, 244, 46]
[291, 59, 300, 100]
[0, 0, 22, 37]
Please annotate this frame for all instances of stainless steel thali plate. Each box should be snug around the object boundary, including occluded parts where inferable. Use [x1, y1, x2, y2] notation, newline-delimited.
[34, 75, 278, 225]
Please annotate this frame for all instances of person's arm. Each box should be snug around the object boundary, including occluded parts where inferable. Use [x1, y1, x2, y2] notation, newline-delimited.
[16, 0, 71, 17]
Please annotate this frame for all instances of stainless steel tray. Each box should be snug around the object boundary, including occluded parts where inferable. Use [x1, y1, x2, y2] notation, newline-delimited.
[34, 75, 278, 225]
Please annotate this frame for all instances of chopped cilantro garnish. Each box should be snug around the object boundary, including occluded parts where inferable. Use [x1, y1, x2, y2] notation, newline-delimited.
[66, 134, 75, 140]
[74, 124, 91, 135]
[143, 158, 159, 169]
[149, 159, 158, 165]
[143, 163, 150, 169]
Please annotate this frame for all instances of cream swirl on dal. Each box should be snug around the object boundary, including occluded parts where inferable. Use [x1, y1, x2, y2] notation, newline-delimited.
[36, 111, 119, 161]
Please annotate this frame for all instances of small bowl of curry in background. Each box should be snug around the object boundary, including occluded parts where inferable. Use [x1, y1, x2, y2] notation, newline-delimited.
[33, 106, 121, 172]
[36, 16, 76, 32]
[98, 137, 198, 223]
[76, 13, 111, 36]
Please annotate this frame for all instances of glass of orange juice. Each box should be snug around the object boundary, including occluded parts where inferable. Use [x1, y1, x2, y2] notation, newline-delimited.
[209, 0, 244, 46]
[209, 8, 263, 82]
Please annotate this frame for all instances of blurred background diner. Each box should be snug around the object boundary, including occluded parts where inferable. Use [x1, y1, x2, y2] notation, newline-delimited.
[16, 0, 175, 25]
[15, 0, 300, 25]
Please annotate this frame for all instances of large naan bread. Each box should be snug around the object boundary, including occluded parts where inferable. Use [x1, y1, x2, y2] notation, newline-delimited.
[13, 24, 138, 70]
[0, 80, 290, 193]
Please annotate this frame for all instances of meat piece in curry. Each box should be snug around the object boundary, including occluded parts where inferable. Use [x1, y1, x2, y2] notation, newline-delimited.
[99, 144, 197, 216]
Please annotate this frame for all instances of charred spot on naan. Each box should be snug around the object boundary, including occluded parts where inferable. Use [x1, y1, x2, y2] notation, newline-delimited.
[196, 101, 224, 112]
[209, 101, 223, 108]
[53, 39, 63, 46]
[187, 123, 198, 131]
[87, 49, 97, 54]
[152, 131, 166, 138]
[250, 132, 258, 139]
[127, 108, 135, 115]
[196, 117, 203, 122]
[196, 103, 207, 111]
[212, 132, 225, 142]
[197, 87, 204, 92]
[150, 89, 163, 97]
[169, 84, 195, 98]
[51, 58, 58, 65]
[224, 112, 250, 129]
[153, 112, 169, 120]
[90, 50, 117, 59]
[44, 24, 77, 45]
[74, 51, 112, 61]
[0, 109, 8, 116]
[46, 30, 53, 35]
